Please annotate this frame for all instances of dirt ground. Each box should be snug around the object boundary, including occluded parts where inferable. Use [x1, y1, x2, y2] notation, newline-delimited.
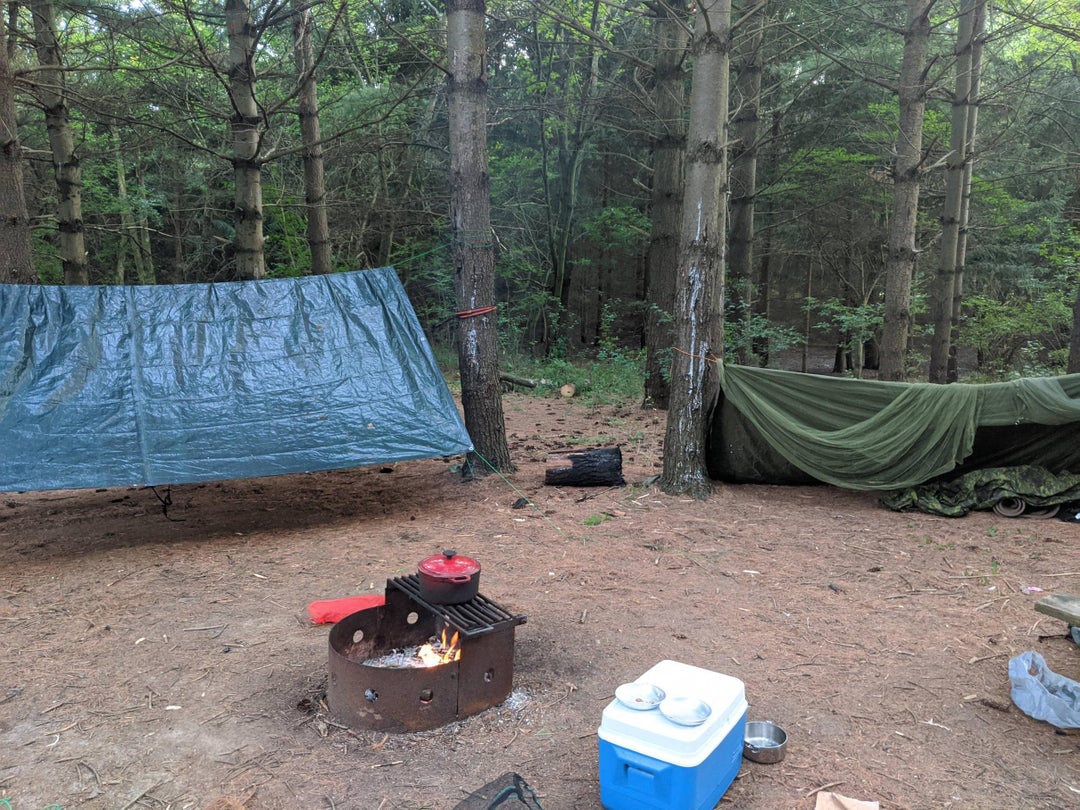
[2, 390, 1079, 810]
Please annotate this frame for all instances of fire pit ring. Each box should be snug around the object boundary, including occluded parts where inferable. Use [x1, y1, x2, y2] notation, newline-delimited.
[327, 576, 526, 732]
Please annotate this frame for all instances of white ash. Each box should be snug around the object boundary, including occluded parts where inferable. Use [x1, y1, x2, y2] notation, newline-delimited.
[361, 647, 429, 668]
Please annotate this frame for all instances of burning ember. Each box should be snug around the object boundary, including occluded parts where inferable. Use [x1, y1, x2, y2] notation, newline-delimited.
[418, 627, 461, 666]
[362, 627, 461, 669]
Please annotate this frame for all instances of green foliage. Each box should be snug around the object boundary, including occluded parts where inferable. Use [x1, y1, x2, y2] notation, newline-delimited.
[959, 291, 1071, 378]
[580, 207, 650, 256]
[502, 350, 645, 406]
[723, 309, 804, 364]
[32, 232, 63, 285]
[805, 296, 884, 365]
[863, 102, 948, 153]
[263, 191, 313, 279]
[9, 0, 1080, 395]
[395, 233, 456, 341]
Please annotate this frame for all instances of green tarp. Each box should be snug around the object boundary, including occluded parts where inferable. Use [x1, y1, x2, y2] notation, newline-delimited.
[0, 268, 473, 492]
[708, 364, 1080, 491]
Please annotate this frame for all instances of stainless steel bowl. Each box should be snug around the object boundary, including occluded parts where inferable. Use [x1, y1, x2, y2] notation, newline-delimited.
[659, 695, 712, 726]
[743, 720, 788, 763]
[614, 681, 665, 711]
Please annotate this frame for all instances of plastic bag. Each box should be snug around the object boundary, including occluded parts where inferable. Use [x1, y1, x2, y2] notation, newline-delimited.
[1008, 651, 1080, 728]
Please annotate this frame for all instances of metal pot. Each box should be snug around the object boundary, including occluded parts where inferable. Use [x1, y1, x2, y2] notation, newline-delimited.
[417, 550, 481, 604]
[743, 720, 788, 763]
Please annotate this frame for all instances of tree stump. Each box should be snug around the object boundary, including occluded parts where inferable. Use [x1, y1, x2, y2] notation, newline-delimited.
[544, 447, 625, 487]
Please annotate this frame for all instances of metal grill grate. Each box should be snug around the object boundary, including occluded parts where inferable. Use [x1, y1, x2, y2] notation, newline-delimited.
[388, 575, 527, 638]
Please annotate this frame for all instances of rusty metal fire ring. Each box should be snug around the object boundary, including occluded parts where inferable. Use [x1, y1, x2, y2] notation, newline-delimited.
[326, 579, 525, 733]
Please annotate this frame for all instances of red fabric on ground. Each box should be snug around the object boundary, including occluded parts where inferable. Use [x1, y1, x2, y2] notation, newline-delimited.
[307, 594, 385, 624]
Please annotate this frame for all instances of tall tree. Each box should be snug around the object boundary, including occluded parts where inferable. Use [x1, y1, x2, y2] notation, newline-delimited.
[448, 0, 513, 474]
[1069, 172, 1080, 371]
[879, 0, 934, 380]
[929, 0, 984, 383]
[946, 0, 984, 382]
[226, 0, 266, 280]
[107, 119, 157, 285]
[521, 0, 638, 350]
[30, 0, 87, 285]
[660, 0, 730, 498]
[728, 0, 766, 365]
[0, 33, 33, 283]
[643, 0, 689, 408]
[292, 0, 331, 275]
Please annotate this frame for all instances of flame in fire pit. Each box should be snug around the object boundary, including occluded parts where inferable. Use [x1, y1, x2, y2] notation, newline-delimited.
[418, 627, 460, 667]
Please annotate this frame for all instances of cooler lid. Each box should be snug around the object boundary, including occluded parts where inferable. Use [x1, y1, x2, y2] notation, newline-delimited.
[597, 660, 747, 767]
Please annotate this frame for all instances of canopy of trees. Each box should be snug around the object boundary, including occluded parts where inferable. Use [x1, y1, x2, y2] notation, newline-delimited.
[2, 0, 1077, 384]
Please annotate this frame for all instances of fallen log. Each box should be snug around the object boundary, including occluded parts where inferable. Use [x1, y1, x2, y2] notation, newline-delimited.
[499, 372, 538, 388]
[544, 447, 625, 487]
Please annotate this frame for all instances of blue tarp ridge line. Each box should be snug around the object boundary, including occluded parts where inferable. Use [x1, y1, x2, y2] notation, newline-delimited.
[0, 268, 473, 492]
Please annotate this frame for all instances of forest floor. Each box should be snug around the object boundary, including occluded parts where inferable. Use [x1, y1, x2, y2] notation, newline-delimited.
[2, 388, 1080, 810]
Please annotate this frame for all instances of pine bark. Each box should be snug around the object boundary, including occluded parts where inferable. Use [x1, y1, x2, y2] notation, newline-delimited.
[752, 109, 783, 366]
[0, 38, 33, 283]
[659, 0, 730, 499]
[643, 0, 689, 409]
[929, 0, 982, 383]
[226, 0, 266, 280]
[30, 0, 86, 285]
[293, 0, 332, 275]
[111, 128, 154, 285]
[947, 1, 984, 383]
[134, 155, 156, 284]
[1068, 162, 1080, 372]
[448, 0, 513, 475]
[544, 448, 625, 487]
[728, 0, 766, 365]
[880, 0, 933, 380]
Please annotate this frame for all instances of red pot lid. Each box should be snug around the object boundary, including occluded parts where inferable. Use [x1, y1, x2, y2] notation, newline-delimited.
[418, 550, 481, 579]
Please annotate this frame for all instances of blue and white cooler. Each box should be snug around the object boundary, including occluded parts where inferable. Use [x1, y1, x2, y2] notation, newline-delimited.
[598, 660, 747, 810]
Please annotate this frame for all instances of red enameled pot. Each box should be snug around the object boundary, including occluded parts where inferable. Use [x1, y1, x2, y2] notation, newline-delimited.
[417, 550, 481, 604]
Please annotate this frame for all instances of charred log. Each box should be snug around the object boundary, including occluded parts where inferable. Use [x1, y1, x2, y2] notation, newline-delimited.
[544, 447, 625, 487]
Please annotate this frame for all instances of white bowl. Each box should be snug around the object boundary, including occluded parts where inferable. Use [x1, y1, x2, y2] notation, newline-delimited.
[659, 695, 712, 726]
[615, 681, 666, 710]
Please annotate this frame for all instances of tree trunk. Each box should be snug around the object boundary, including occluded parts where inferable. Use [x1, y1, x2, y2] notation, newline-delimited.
[1067, 103, 1080, 371]
[529, 9, 602, 352]
[292, 0, 332, 275]
[752, 109, 783, 366]
[169, 179, 184, 283]
[643, 0, 689, 409]
[226, 0, 266, 280]
[1071, 284, 1080, 374]
[447, 0, 513, 475]
[0, 38, 33, 283]
[728, 0, 766, 366]
[133, 153, 156, 284]
[659, 0, 730, 499]
[947, 0, 985, 383]
[880, 0, 933, 381]
[929, 0, 981, 383]
[30, 0, 86, 285]
[111, 127, 145, 285]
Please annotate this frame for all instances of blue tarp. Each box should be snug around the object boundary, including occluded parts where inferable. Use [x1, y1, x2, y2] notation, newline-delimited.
[0, 268, 472, 492]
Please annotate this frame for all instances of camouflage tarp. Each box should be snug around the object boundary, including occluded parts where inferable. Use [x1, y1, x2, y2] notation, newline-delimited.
[881, 465, 1080, 517]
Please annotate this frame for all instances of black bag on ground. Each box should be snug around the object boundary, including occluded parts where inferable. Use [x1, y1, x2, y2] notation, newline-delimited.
[452, 772, 544, 810]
